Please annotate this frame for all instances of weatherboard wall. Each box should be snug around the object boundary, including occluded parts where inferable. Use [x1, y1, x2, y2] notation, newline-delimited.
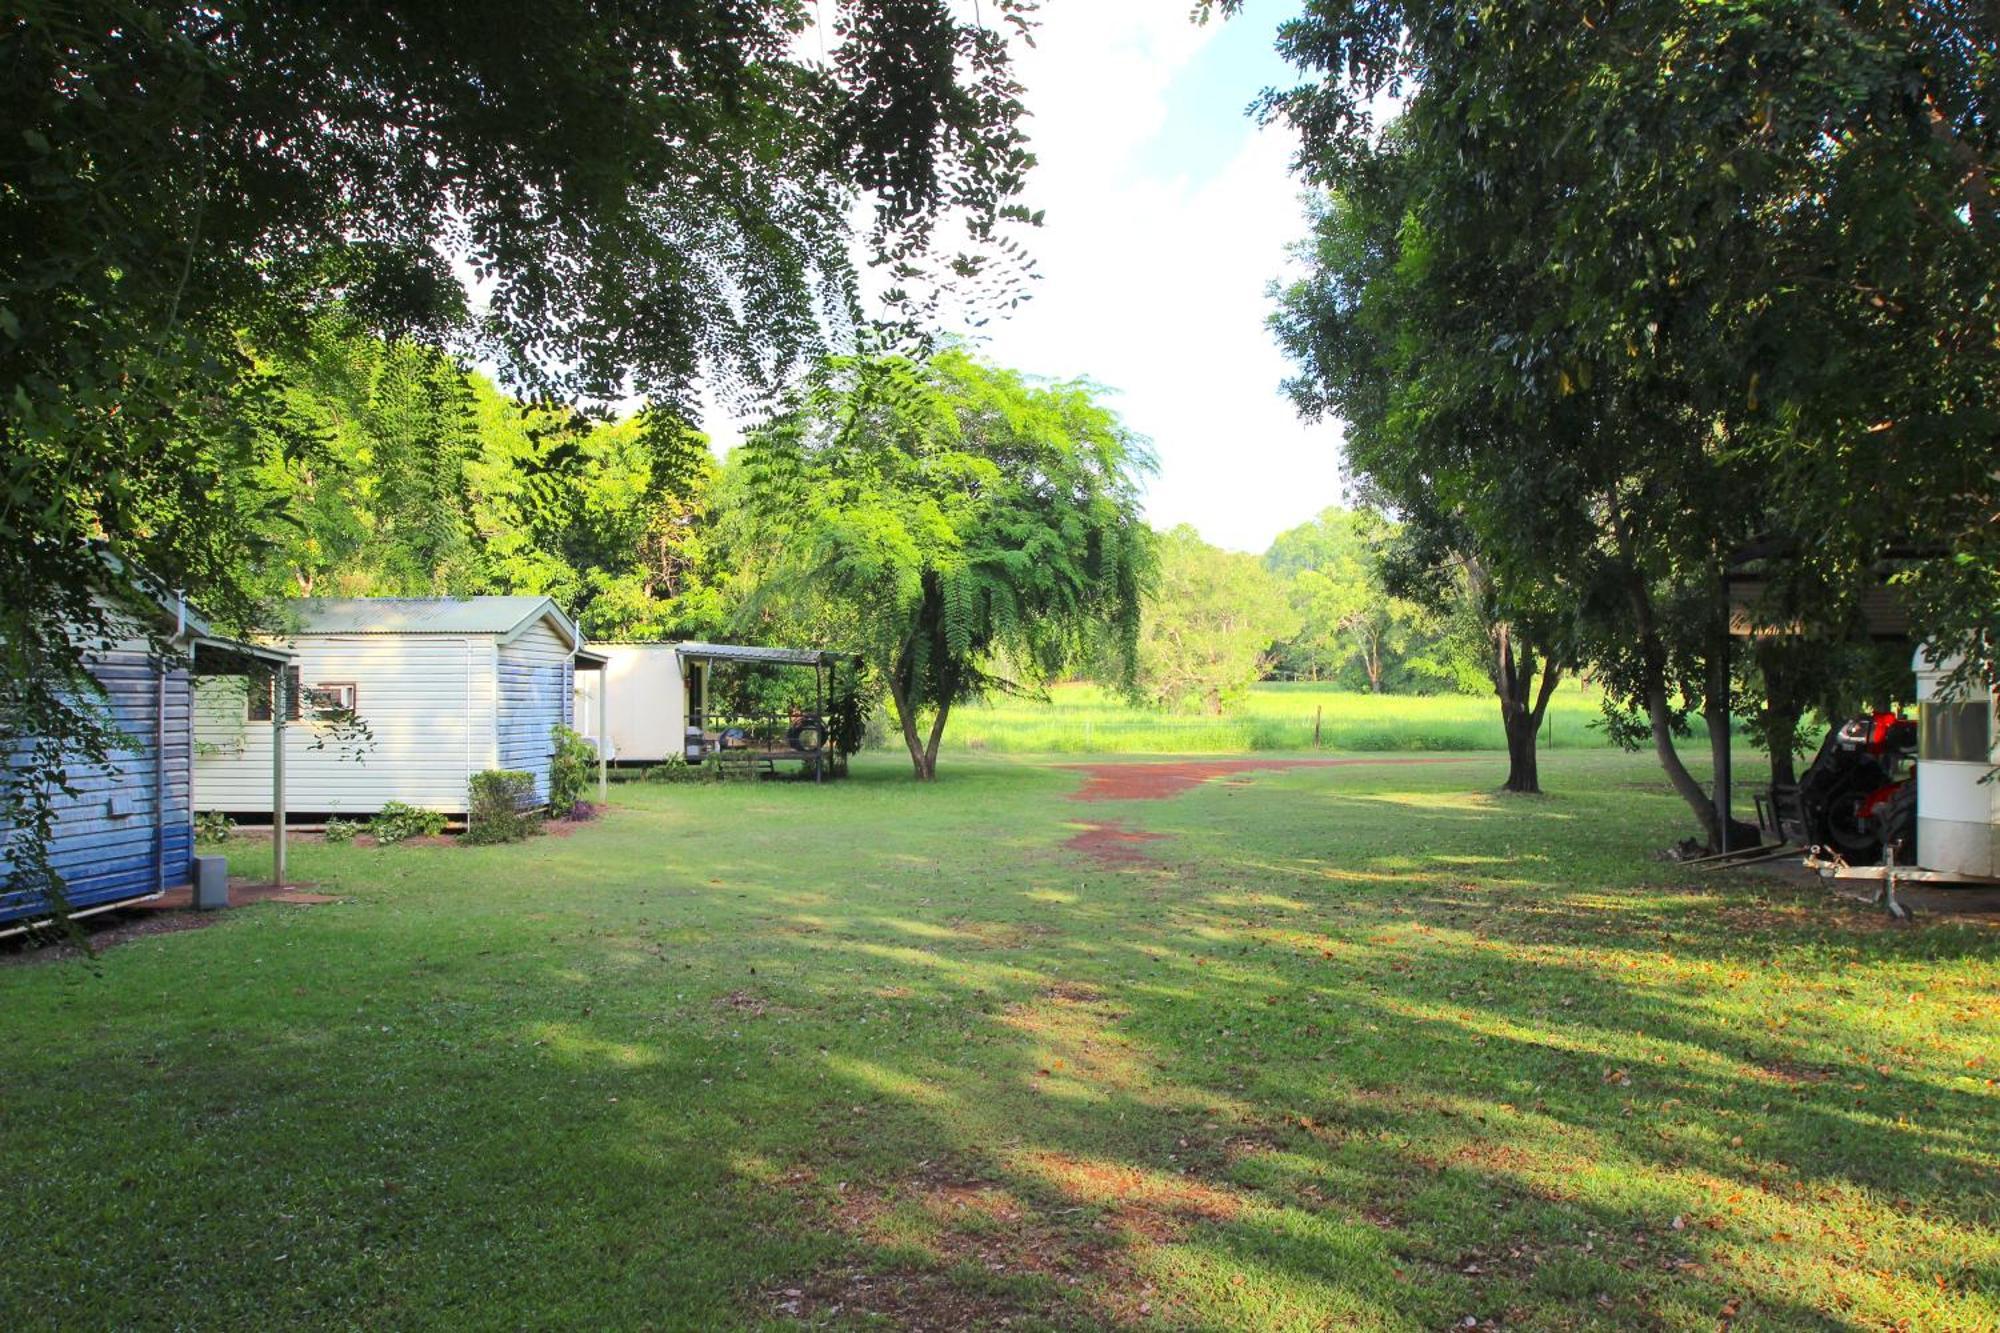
[1, 643, 192, 923]
[194, 635, 500, 816]
[496, 618, 574, 801]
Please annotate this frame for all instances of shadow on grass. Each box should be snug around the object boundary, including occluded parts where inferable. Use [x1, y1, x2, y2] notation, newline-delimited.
[3, 754, 1995, 1329]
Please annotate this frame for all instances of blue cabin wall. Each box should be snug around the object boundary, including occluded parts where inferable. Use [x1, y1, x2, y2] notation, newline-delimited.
[0, 649, 192, 924]
[495, 620, 575, 803]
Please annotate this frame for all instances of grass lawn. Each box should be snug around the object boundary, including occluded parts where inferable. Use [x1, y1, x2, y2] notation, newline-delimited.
[946, 681, 1675, 754]
[3, 750, 1996, 1330]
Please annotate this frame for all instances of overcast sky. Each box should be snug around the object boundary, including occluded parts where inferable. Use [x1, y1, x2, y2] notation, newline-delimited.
[705, 1, 1344, 556]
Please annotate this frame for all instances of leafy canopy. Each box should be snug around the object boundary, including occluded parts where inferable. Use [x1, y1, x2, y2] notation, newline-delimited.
[5, 0, 1038, 904]
[1137, 526, 1297, 715]
[740, 350, 1153, 777]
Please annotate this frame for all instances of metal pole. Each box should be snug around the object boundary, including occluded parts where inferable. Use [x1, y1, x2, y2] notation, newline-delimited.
[596, 668, 608, 804]
[1712, 597, 1732, 853]
[272, 668, 287, 888]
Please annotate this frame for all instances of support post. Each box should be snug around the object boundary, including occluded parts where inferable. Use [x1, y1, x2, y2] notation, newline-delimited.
[1712, 595, 1733, 853]
[272, 670, 287, 888]
[815, 662, 825, 784]
[596, 668, 608, 804]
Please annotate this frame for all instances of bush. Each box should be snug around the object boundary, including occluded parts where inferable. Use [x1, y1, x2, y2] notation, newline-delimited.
[549, 723, 595, 816]
[370, 802, 447, 845]
[322, 816, 361, 845]
[194, 810, 233, 844]
[465, 769, 539, 845]
[642, 756, 705, 784]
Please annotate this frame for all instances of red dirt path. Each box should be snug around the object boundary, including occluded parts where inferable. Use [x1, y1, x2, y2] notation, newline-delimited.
[1064, 821, 1171, 865]
[1060, 756, 1469, 803]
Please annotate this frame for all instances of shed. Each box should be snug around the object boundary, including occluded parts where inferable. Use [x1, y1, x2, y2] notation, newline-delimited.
[590, 641, 854, 766]
[2, 570, 291, 928]
[193, 596, 583, 818]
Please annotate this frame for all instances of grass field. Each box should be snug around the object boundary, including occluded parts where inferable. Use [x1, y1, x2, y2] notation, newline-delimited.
[945, 681, 1701, 754]
[3, 750, 1996, 1330]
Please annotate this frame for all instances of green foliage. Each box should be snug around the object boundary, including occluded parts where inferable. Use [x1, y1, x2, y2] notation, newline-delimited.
[826, 688, 869, 759]
[368, 802, 447, 846]
[465, 771, 539, 846]
[642, 758, 706, 785]
[321, 817, 361, 846]
[548, 725, 596, 818]
[1264, 508, 1479, 695]
[739, 350, 1154, 778]
[2, 0, 1041, 917]
[1135, 526, 1297, 714]
[193, 811, 234, 845]
[1260, 0, 2000, 824]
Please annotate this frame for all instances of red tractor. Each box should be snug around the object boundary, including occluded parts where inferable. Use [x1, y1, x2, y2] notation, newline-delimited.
[1794, 711, 1918, 864]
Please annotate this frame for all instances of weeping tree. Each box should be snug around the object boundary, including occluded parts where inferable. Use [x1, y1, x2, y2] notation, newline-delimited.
[740, 351, 1154, 779]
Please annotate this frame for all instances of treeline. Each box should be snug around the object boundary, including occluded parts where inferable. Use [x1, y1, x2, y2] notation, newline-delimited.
[1126, 514, 1486, 715]
[243, 312, 726, 641]
[247, 320, 1473, 722]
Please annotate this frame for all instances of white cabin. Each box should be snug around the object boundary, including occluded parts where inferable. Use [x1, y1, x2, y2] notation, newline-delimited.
[194, 597, 584, 817]
[1912, 648, 2000, 879]
[588, 643, 705, 764]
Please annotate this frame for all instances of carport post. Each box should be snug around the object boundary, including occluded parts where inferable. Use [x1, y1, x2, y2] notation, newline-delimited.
[596, 669, 609, 803]
[272, 679, 287, 888]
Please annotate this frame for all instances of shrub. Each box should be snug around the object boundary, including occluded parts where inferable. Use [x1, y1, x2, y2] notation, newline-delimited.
[827, 689, 867, 758]
[465, 769, 538, 845]
[642, 756, 705, 784]
[321, 816, 361, 845]
[549, 724, 595, 816]
[370, 802, 447, 845]
[194, 810, 233, 844]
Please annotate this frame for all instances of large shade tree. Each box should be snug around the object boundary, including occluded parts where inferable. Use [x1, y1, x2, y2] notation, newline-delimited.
[2, 0, 1039, 903]
[1250, 0, 1997, 838]
[739, 351, 1153, 779]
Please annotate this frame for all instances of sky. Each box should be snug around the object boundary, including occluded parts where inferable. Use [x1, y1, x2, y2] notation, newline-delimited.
[706, 0, 1345, 556]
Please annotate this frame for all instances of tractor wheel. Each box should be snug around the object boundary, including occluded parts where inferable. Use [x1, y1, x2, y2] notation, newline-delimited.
[1880, 782, 1918, 865]
[1824, 787, 1884, 863]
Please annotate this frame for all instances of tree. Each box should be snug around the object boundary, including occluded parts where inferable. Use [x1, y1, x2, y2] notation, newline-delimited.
[1249, 0, 1999, 839]
[1137, 526, 1298, 714]
[740, 351, 1153, 779]
[1270, 179, 1588, 797]
[1265, 507, 1464, 693]
[5, 0, 1038, 905]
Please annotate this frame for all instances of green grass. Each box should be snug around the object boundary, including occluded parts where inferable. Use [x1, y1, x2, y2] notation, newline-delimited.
[945, 681, 1693, 754]
[3, 749, 1996, 1330]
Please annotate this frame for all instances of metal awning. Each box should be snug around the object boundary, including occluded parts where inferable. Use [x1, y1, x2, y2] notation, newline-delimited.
[189, 633, 293, 674]
[675, 642, 857, 668]
[573, 647, 610, 670]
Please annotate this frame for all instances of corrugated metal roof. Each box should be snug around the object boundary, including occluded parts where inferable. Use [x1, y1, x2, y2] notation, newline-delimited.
[285, 597, 576, 645]
[675, 641, 847, 667]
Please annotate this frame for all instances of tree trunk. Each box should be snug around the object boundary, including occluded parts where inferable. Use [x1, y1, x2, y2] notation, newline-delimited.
[1754, 640, 1803, 787]
[884, 651, 934, 780]
[1612, 507, 1721, 847]
[1493, 623, 1562, 794]
[1631, 604, 1720, 847]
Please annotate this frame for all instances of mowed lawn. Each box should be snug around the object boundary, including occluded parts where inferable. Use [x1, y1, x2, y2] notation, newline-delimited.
[3, 751, 1997, 1330]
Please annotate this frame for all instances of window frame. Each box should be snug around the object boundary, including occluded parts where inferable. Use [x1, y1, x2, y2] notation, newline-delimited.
[1919, 700, 1993, 764]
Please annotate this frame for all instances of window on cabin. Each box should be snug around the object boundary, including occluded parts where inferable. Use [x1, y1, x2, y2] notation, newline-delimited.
[1920, 701, 1992, 764]
[308, 682, 357, 714]
[247, 666, 302, 722]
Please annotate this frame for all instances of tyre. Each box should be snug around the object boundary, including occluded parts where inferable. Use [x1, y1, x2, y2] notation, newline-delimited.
[1880, 781, 1918, 865]
[1823, 783, 1884, 863]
